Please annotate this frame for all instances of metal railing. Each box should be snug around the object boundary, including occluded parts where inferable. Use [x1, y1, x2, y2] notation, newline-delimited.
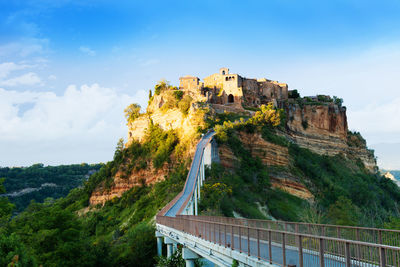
[157, 215, 400, 267]
[192, 216, 400, 248]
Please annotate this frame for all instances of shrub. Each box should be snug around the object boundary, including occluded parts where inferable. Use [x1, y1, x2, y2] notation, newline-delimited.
[124, 103, 141, 124]
[333, 96, 343, 107]
[178, 95, 193, 115]
[317, 95, 332, 103]
[173, 90, 184, 100]
[154, 80, 169, 95]
[327, 196, 360, 226]
[288, 89, 300, 99]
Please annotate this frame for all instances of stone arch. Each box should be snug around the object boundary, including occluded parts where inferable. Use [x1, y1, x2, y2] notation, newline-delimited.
[222, 70, 226, 75]
[228, 94, 234, 103]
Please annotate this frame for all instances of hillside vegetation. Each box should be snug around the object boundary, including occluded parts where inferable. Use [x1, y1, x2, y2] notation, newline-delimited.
[0, 164, 102, 213]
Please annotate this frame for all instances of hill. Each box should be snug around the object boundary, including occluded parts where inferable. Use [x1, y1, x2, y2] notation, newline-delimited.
[0, 163, 102, 213]
[389, 170, 400, 180]
[0, 70, 399, 266]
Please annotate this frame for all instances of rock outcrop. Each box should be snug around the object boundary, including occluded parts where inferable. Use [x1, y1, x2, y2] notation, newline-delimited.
[89, 162, 167, 206]
[127, 94, 206, 145]
[285, 103, 376, 172]
[238, 132, 289, 166]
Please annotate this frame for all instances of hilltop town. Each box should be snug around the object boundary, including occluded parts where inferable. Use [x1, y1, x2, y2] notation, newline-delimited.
[179, 67, 289, 110]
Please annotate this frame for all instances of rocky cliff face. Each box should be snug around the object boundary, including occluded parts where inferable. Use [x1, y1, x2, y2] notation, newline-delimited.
[238, 132, 289, 166]
[127, 94, 206, 145]
[89, 162, 168, 206]
[285, 103, 376, 172]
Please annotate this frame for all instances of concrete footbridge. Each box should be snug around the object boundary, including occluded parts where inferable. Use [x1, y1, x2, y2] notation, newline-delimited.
[155, 130, 400, 267]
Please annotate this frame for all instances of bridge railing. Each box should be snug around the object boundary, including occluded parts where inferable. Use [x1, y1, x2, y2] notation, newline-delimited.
[190, 215, 400, 248]
[157, 215, 400, 267]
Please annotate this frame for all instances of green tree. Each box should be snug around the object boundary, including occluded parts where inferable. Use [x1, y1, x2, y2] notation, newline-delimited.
[333, 96, 343, 107]
[114, 138, 124, 160]
[0, 233, 37, 267]
[154, 80, 170, 95]
[288, 89, 300, 99]
[124, 103, 141, 124]
[327, 196, 360, 226]
[0, 178, 14, 227]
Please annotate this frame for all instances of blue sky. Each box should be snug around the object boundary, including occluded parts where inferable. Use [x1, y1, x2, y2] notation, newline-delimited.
[1, 0, 400, 169]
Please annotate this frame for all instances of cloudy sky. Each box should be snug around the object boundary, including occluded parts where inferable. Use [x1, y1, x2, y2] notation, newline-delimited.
[1, 0, 400, 169]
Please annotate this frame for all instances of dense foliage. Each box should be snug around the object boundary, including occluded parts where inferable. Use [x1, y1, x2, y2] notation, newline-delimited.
[0, 164, 102, 213]
[289, 144, 400, 226]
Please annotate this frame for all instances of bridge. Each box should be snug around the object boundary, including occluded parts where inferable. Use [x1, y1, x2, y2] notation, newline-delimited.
[155, 131, 400, 266]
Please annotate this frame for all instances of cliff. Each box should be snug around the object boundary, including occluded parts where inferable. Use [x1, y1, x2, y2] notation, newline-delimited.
[127, 92, 207, 144]
[89, 161, 167, 205]
[285, 103, 376, 172]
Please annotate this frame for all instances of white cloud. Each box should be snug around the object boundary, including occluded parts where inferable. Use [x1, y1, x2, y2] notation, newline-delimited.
[0, 62, 30, 79]
[346, 96, 400, 169]
[0, 72, 42, 87]
[0, 84, 147, 166]
[48, 74, 57, 80]
[348, 97, 400, 139]
[79, 46, 96, 56]
[0, 38, 49, 58]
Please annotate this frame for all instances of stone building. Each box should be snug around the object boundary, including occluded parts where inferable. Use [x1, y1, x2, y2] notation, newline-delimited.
[179, 76, 203, 91]
[179, 67, 288, 109]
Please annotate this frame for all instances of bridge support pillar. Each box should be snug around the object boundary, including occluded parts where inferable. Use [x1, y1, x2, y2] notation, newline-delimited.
[182, 247, 200, 267]
[164, 237, 176, 258]
[194, 185, 198, 215]
[155, 231, 163, 256]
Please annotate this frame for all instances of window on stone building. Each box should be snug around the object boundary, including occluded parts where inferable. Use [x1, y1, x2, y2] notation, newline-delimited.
[222, 70, 226, 75]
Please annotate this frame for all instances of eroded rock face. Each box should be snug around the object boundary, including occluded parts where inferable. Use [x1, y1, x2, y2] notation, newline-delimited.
[89, 162, 167, 206]
[270, 176, 313, 200]
[285, 103, 376, 172]
[238, 132, 289, 166]
[286, 104, 348, 153]
[127, 93, 206, 145]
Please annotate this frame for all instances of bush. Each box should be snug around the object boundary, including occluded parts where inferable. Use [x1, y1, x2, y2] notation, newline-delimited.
[173, 90, 184, 100]
[178, 95, 193, 115]
[154, 80, 170, 95]
[327, 196, 360, 226]
[124, 103, 141, 124]
[112, 223, 156, 267]
[288, 89, 300, 99]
